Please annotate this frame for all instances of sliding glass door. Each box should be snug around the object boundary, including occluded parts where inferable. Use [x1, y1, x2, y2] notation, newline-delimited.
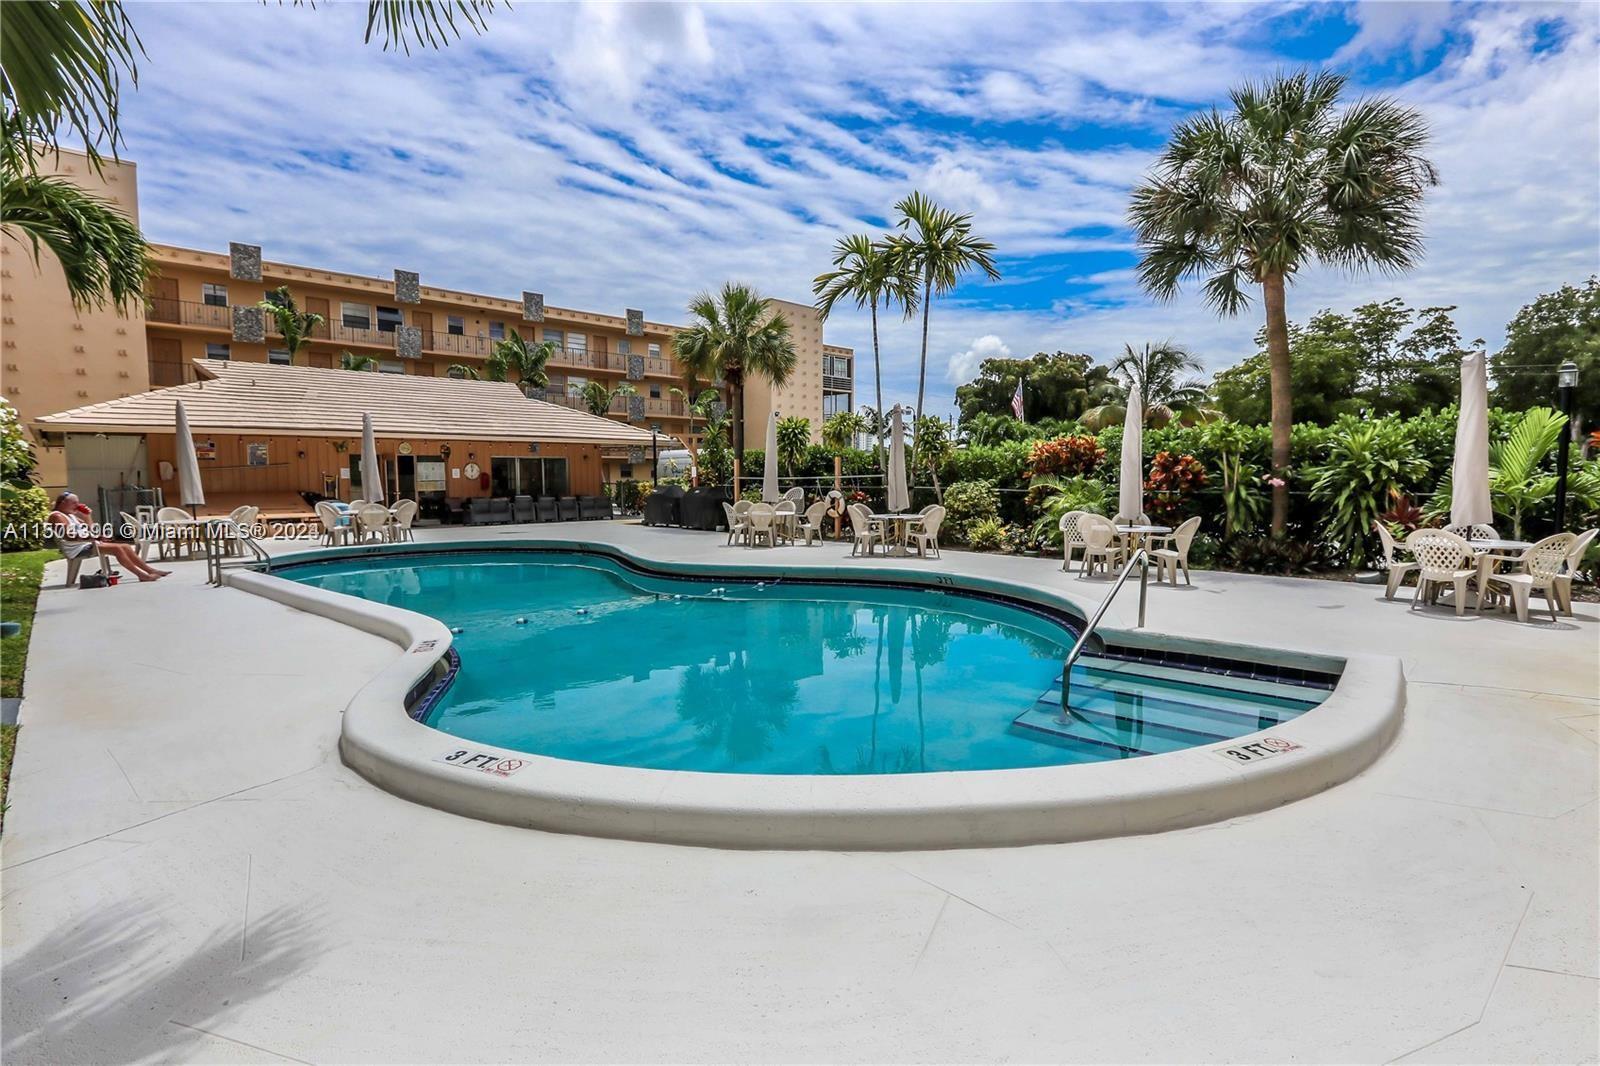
[490, 456, 570, 497]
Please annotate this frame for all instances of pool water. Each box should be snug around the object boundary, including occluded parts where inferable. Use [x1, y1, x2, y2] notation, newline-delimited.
[286, 551, 1328, 775]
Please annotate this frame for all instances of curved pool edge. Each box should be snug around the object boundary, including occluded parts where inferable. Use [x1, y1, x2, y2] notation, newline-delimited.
[227, 541, 1405, 850]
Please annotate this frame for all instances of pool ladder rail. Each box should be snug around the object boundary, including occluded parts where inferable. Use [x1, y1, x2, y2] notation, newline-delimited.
[1061, 548, 1150, 714]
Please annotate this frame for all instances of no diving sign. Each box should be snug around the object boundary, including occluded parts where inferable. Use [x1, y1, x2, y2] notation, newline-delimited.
[1212, 736, 1303, 766]
[435, 749, 528, 778]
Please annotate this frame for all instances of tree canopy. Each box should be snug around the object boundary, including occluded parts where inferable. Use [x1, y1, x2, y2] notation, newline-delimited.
[954, 350, 1117, 426]
[1490, 277, 1600, 430]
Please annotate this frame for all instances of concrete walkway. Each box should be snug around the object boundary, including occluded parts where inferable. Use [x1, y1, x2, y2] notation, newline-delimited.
[3, 521, 1595, 1063]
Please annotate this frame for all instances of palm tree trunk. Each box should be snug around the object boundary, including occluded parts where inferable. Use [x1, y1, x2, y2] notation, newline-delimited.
[911, 272, 932, 471]
[871, 297, 885, 471]
[1262, 272, 1292, 537]
[731, 380, 744, 496]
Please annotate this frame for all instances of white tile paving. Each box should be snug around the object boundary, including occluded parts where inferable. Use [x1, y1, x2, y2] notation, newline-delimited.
[3, 521, 1596, 1063]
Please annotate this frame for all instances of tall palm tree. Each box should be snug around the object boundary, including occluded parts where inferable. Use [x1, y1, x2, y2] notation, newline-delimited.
[1128, 70, 1437, 534]
[885, 191, 999, 466]
[812, 233, 918, 469]
[672, 283, 797, 490]
[485, 332, 554, 397]
[1, 1, 494, 309]
[1084, 341, 1210, 428]
[257, 286, 324, 365]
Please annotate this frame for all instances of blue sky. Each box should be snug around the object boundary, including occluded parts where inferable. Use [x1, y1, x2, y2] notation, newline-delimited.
[118, 1, 1599, 417]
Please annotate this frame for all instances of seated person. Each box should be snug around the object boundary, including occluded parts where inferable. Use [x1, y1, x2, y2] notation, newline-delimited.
[49, 493, 171, 583]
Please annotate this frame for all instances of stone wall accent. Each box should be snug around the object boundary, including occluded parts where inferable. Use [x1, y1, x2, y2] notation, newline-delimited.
[394, 270, 420, 304]
[521, 291, 544, 322]
[229, 242, 262, 282]
[231, 305, 265, 343]
[396, 325, 422, 359]
[627, 395, 646, 421]
[626, 354, 644, 381]
[626, 309, 644, 337]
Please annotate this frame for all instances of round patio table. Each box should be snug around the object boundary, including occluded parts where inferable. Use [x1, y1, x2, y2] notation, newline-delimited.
[1115, 523, 1173, 553]
[1467, 538, 1532, 610]
[869, 512, 921, 558]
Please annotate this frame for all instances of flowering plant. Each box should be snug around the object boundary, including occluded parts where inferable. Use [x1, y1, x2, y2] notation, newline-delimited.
[1145, 451, 1207, 525]
[1028, 435, 1104, 479]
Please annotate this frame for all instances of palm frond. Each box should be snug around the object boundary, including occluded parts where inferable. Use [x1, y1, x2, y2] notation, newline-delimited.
[0, 163, 150, 310]
[362, 0, 496, 54]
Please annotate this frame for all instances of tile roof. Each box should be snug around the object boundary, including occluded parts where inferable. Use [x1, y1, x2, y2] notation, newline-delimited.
[33, 361, 665, 445]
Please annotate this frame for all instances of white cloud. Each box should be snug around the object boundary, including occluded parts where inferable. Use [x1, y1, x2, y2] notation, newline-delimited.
[948, 335, 1012, 384]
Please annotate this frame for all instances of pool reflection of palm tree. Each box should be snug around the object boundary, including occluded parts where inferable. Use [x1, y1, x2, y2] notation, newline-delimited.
[676, 650, 796, 766]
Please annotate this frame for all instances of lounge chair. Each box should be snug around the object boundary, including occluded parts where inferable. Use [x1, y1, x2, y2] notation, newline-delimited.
[1373, 520, 1418, 600]
[579, 495, 613, 521]
[535, 496, 558, 522]
[1405, 528, 1476, 616]
[1151, 515, 1201, 585]
[557, 497, 580, 521]
[1552, 528, 1597, 616]
[513, 495, 535, 523]
[1481, 533, 1576, 623]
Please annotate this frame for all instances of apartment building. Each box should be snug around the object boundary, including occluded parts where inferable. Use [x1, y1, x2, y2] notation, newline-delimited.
[4, 150, 854, 493]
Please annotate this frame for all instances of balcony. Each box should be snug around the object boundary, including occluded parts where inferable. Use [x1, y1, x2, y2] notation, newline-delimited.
[147, 298, 231, 329]
[824, 374, 853, 394]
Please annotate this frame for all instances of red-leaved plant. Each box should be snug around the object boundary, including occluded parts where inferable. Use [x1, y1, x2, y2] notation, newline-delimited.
[1028, 435, 1104, 479]
[1145, 451, 1207, 525]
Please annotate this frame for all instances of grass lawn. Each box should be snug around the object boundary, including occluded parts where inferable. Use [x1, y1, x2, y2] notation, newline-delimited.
[1, 548, 52, 835]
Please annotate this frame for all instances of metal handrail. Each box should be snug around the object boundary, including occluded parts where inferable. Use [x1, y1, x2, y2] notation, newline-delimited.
[1060, 548, 1150, 713]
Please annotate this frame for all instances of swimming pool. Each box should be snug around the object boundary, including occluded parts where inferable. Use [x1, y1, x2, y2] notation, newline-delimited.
[285, 550, 1330, 776]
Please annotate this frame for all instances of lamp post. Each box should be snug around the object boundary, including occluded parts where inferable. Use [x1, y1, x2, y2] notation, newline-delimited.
[651, 424, 660, 484]
[1553, 360, 1579, 532]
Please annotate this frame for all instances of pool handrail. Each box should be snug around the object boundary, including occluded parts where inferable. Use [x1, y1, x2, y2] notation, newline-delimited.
[1061, 547, 1150, 713]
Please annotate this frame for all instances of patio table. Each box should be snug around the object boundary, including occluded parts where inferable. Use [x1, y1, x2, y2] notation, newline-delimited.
[1467, 538, 1532, 609]
[869, 512, 921, 558]
[1115, 523, 1173, 556]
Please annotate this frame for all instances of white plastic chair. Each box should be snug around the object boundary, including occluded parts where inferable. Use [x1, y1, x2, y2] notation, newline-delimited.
[773, 500, 798, 545]
[746, 503, 776, 548]
[721, 501, 749, 546]
[354, 502, 392, 543]
[782, 487, 805, 509]
[1405, 529, 1476, 616]
[906, 505, 944, 559]
[391, 499, 418, 542]
[155, 505, 196, 559]
[1151, 515, 1201, 585]
[1444, 523, 1498, 542]
[1481, 533, 1576, 623]
[1058, 510, 1089, 572]
[798, 500, 830, 545]
[1374, 520, 1418, 600]
[119, 510, 155, 561]
[315, 501, 350, 546]
[1552, 527, 1596, 616]
[848, 503, 879, 557]
[1079, 515, 1121, 578]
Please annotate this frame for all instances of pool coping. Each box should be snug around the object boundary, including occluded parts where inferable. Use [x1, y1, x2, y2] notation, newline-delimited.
[227, 539, 1404, 850]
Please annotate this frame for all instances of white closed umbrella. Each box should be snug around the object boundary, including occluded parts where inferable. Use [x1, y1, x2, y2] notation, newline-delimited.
[887, 406, 910, 513]
[1119, 385, 1143, 521]
[174, 400, 205, 515]
[762, 409, 779, 503]
[362, 413, 384, 504]
[1450, 351, 1492, 528]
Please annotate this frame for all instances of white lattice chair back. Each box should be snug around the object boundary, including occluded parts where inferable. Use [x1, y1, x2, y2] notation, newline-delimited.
[783, 487, 805, 506]
[1444, 523, 1497, 542]
[1405, 529, 1470, 577]
[775, 499, 797, 517]
[1058, 510, 1088, 547]
[1522, 533, 1577, 583]
[720, 501, 739, 526]
[733, 499, 753, 516]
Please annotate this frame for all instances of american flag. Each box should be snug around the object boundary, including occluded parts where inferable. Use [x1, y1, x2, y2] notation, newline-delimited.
[1011, 378, 1025, 419]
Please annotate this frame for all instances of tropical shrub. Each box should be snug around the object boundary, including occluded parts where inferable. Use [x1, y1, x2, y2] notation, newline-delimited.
[1, 485, 49, 550]
[941, 480, 1000, 542]
[1378, 490, 1427, 539]
[1144, 451, 1207, 526]
[776, 416, 812, 474]
[1001, 523, 1037, 554]
[1219, 535, 1338, 575]
[966, 516, 1006, 551]
[1028, 475, 1110, 546]
[1306, 416, 1429, 564]
[1028, 435, 1104, 478]
[1423, 407, 1598, 538]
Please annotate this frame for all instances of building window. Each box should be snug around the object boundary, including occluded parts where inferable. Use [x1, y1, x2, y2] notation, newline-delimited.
[262, 288, 289, 309]
[567, 333, 587, 355]
[543, 328, 564, 349]
[268, 348, 291, 365]
[565, 375, 588, 397]
[205, 343, 230, 361]
[619, 464, 633, 479]
[376, 306, 404, 333]
[489, 321, 505, 340]
[378, 360, 405, 374]
[823, 392, 852, 416]
[648, 343, 661, 358]
[447, 315, 465, 336]
[341, 302, 372, 330]
[829, 356, 851, 377]
[202, 283, 228, 307]
[617, 339, 631, 355]
[649, 385, 661, 398]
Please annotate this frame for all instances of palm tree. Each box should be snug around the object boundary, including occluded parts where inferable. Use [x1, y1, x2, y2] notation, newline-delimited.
[1084, 342, 1211, 428]
[885, 191, 999, 467]
[821, 410, 865, 454]
[775, 416, 811, 476]
[672, 283, 797, 492]
[1, 1, 493, 310]
[1128, 70, 1437, 534]
[340, 351, 378, 372]
[580, 380, 634, 417]
[257, 286, 324, 365]
[484, 332, 554, 397]
[813, 234, 917, 469]
[447, 363, 479, 379]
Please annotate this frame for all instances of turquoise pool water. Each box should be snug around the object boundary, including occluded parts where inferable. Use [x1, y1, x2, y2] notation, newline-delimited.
[285, 551, 1327, 775]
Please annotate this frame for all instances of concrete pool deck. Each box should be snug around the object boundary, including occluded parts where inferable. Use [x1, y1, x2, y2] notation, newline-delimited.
[3, 520, 1596, 1063]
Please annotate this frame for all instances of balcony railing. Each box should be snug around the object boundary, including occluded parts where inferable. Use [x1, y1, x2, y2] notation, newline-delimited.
[147, 298, 231, 329]
[824, 374, 853, 393]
